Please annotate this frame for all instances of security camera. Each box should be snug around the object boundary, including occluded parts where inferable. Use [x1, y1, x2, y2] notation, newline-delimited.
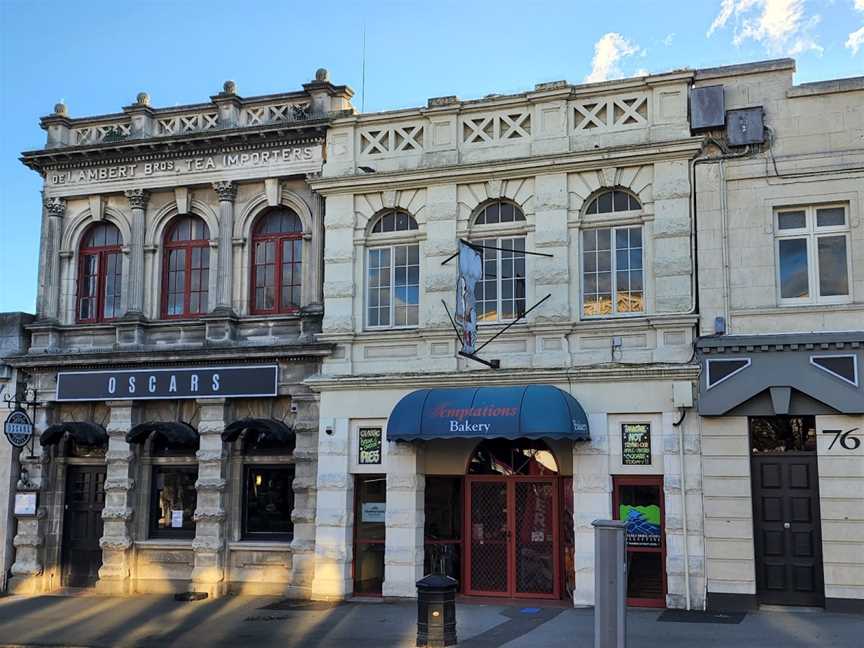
[325, 426, 334, 436]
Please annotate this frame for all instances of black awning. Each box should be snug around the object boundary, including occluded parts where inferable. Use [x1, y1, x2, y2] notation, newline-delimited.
[222, 418, 293, 444]
[40, 422, 108, 447]
[386, 385, 590, 442]
[126, 421, 198, 446]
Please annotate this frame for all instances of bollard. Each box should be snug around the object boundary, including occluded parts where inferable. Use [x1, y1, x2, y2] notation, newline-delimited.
[592, 519, 627, 648]
[416, 573, 458, 648]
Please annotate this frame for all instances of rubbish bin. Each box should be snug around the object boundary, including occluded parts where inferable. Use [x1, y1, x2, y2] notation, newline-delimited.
[416, 573, 458, 648]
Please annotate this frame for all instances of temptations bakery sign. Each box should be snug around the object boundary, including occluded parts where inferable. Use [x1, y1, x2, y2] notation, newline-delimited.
[55, 365, 278, 401]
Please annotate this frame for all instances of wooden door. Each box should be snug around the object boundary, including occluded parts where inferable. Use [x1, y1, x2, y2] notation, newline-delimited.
[751, 455, 825, 606]
[62, 465, 105, 588]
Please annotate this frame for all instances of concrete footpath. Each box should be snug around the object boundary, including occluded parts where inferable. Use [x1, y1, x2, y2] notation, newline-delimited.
[0, 594, 860, 648]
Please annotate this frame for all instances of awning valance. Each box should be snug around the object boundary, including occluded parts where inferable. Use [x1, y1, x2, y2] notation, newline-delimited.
[386, 385, 590, 442]
[126, 421, 198, 446]
[40, 422, 108, 447]
[221, 418, 293, 444]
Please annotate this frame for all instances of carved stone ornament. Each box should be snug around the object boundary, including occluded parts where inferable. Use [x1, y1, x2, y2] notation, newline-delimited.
[193, 508, 226, 522]
[124, 188, 149, 210]
[192, 538, 223, 552]
[212, 181, 237, 203]
[44, 196, 66, 217]
[99, 536, 133, 551]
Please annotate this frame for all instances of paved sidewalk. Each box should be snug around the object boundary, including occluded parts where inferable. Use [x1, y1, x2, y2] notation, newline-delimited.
[0, 594, 860, 647]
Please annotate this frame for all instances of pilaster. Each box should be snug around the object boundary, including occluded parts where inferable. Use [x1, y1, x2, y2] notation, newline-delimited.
[40, 196, 65, 322]
[191, 399, 228, 598]
[212, 181, 237, 314]
[123, 188, 149, 317]
[383, 442, 424, 598]
[96, 401, 138, 594]
[288, 394, 319, 587]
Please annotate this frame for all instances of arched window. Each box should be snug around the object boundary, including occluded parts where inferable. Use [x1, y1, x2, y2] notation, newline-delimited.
[582, 189, 644, 317]
[162, 216, 210, 318]
[585, 189, 641, 214]
[77, 222, 123, 323]
[471, 200, 527, 322]
[251, 209, 304, 314]
[467, 439, 559, 475]
[366, 209, 420, 328]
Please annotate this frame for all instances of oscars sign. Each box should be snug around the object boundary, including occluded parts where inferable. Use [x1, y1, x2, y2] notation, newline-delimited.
[4, 410, 34, 449]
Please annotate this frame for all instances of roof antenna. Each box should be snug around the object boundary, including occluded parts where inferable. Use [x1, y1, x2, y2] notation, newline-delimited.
[361, 22, 366, 112]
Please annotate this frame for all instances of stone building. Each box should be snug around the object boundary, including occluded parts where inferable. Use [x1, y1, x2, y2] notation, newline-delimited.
[5, 71, 353, 596]
[308, 65, 706, 608]
[692, 61, 864, 612]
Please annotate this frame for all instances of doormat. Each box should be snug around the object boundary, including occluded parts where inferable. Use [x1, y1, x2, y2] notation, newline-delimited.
[259, 599, 344, 611]
[657, 610, 746, 624]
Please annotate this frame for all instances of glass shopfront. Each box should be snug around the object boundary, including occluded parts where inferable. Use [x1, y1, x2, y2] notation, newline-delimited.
[353, 474, 386, 595]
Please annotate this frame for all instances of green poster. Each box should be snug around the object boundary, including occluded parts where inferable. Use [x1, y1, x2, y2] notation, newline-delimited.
[619, 504, 661, 547]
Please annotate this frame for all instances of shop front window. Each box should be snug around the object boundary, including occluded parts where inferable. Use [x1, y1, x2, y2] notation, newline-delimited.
[354, 475, 386, 595]
[749, 416, 817, 454]
[150, 465, 197, 538]
[243, 465, 295, 540]
[424, 476, 462, 584]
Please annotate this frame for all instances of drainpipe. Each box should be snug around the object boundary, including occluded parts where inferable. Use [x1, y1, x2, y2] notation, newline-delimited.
[677, 411, 691, 610]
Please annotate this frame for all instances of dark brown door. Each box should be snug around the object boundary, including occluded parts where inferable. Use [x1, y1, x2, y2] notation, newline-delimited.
[751, 455, 825, 606]
[62, 465, 105, 588]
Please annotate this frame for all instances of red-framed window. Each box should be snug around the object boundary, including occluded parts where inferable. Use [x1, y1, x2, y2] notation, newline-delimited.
[353, 474, 386, 596]
[251, 209, 303, 314]
[162, 216, 210, 319]
[77, 223, 123, 323]
[612, 474, 667, 607]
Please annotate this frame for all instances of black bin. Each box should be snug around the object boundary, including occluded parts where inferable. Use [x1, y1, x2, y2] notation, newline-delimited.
[416, 573, 457, 647]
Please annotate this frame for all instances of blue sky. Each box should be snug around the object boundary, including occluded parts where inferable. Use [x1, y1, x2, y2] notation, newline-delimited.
[1, 0, 862, 313]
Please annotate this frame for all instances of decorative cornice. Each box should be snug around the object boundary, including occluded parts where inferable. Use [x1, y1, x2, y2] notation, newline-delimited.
[44, 196, 65, 217]
[697, 331, 864, 354]
[212, 181, 238, 203]
[124, 188, 149, 210]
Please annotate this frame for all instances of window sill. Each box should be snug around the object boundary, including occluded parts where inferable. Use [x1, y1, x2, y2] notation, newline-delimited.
[228, 541, 293, 552]
[732, 302, 861, 316]
[135, 539, 194, 549]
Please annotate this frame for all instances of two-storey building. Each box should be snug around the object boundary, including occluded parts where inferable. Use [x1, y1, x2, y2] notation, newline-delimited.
[693, 62, 864, 613]
[6, 70, 353, 597]
[308, 68, 707, 609]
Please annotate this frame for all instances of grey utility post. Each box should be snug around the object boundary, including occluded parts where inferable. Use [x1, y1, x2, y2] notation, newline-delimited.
[593, 519, 627, 648]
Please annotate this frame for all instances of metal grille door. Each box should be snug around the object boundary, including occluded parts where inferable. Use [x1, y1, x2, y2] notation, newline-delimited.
[468, 479, 508, 594]
[514, 479, 557, 596]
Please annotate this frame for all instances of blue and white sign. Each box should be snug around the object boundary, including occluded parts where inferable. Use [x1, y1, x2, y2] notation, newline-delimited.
[4, 410, 33, 448]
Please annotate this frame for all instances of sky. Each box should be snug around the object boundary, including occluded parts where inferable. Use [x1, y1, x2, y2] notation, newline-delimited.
[1, 0, 862, 313]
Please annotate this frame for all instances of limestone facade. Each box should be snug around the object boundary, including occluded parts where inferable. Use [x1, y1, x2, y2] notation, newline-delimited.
[5, 71, 353, 596]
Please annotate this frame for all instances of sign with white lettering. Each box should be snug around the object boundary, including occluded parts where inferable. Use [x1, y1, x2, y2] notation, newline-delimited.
[48, 145, 321, 187]
[361, 502, 386, 524]
[55, 365, 278, 401]
[4, 410, 33, 448]
[358, 428, 382, 465]
[622, 423, 651, 466]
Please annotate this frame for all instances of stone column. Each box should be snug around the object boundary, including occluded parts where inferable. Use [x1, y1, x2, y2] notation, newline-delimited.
[383, 442, 424, 598]
[96, 400, 138, 594]
[123, 189, 149, 317]
[41, 196, 65, 321]
[311, 416, 354, 599]
[289, 393, 320, 589]
[8, 406, 51, 594]
[191, 399, 228, 598]
[212, 181, 237, 313]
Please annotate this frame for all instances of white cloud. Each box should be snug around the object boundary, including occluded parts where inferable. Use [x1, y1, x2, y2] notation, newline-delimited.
[848, 1, 864, 55]
[663, 33, 676, 46]
[585, 33, 641, 83]
[706, 0, 823, 55]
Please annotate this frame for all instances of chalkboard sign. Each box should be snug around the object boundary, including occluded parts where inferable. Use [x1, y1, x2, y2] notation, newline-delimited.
[359, 427, 382, 465]
[622, 423, 651, 466]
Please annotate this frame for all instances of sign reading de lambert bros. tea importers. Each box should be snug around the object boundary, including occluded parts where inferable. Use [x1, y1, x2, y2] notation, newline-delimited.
[56, 365, 279, 401]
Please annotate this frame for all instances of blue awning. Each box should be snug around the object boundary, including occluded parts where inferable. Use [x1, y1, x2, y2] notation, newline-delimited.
[386, 385, 590, 442]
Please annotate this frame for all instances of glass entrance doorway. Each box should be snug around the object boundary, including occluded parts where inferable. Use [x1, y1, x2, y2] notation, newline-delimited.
[464, 439, 560, 599]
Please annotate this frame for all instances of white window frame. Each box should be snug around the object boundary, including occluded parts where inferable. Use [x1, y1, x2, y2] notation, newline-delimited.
[580, 224, 645, 319]
[365, 241, 420, 330]
[470, 235, 527, 323]
[774, 203, 851, 306]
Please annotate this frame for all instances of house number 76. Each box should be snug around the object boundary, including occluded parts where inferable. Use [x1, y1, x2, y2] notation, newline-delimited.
[823, 428, 861, 450]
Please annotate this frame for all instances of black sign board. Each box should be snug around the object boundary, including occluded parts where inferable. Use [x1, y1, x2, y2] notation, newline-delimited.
[622, 423, 651, 466]
[358, 427, 382, 465]
[56, 365, 279, 401]
[4, 409, 34, 448]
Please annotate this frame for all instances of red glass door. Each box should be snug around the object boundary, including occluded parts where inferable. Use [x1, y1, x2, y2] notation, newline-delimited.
[465, 476, 559, 598]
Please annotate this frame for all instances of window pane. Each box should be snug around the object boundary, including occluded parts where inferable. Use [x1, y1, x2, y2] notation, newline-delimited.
[817, 235, 848, 297]
[777, 210, 806, 230]
[816, 207, 845, 228]
[244, 465, 295, 538]
[613, 191, 629, 212]
[597, 191, 613, 213]
[150, 466, 197, 537]
[778, 238, 809, 299]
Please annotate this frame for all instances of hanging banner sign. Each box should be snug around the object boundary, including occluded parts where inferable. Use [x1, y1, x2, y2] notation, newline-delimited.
[455, 240, 483, 355]
[622, 423, 651, 466]
[358, 428, 382, 465]
[55, 365, 279, 401]
[4, 410, 34, 448]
